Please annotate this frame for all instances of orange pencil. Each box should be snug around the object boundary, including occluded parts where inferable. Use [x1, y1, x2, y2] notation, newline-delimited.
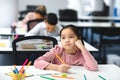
[55, 53, 65, 64]
[51, 75, 74, 79]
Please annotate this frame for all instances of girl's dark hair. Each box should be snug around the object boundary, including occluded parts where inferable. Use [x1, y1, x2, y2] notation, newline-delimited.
[60, 24, 84, 45]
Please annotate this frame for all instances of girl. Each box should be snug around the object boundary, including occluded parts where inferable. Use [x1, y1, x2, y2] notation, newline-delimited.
[12, 5, 47, 29]
[34, 25, 98, 72]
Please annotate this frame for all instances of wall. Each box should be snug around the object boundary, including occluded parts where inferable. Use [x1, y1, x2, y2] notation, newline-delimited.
[18, 0, 68, 16]
[0, 0, 18, 28]
[115, 0, 120, 16]
[0, 0, 119, 28]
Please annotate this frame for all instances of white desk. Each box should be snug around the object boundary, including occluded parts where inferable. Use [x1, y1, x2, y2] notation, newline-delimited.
[0, 27, 26, 36]
[60, 21, 120, 28]
[0, 64, 120, 80]
[0, 39, 98, 53]
[60, 21, 120, 43]
[0, 39, 12, 52]
[78, 16, 120, 21]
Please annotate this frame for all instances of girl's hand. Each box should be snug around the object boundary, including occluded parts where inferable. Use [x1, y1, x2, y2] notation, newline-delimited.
[58, 64, 70, 72]
[75, 40, 87, 51]
[75, 40, 84, 48]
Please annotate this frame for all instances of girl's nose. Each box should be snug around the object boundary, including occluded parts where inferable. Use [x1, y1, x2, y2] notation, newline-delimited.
[65, 38, 69, 42]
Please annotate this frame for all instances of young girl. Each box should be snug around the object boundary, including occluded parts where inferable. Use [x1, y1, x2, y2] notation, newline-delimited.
[34, 25, 98, 72]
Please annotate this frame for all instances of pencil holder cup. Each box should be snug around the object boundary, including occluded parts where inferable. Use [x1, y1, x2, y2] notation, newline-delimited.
[12, 74, 25, 80]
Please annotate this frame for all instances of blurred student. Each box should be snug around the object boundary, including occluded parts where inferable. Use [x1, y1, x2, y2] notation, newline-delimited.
[25, 13, 63, 38]
[12, 5, 47, 30]
[34, 25, 98, 72]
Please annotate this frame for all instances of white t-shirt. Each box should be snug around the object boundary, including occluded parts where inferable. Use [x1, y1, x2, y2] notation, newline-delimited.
[25, 22, 63, 37]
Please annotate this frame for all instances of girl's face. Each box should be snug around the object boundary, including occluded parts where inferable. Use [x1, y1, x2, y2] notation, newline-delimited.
[60, 28, 78, 51]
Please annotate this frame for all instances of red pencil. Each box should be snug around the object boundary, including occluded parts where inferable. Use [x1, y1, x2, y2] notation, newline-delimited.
[19, 58, 28, 73]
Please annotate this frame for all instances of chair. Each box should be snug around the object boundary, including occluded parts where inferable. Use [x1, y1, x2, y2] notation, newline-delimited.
[27, 19, 44, 32]
[12, 36, 58, 65]
[89, 2, 109, 21]
[91, 27, 120, 64]
[26, 5, 38, 12]
[59, 9, 78, 22]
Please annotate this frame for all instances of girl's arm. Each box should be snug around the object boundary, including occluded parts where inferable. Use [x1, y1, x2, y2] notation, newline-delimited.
[45, 63, 70, 72]
[22, 12, 34, 24]
[75, 40, 98, 71]
[34, 45, 70, 72]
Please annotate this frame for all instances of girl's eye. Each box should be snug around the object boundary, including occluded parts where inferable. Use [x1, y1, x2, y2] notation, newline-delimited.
[61, 37, 65, 39]
[70, 36, 74, 38]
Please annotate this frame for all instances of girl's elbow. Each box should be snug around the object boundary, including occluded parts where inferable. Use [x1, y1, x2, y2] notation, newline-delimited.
[33, 60, 39, 68]
[85, 63, 98, 71]
[33, 61, 37, 68]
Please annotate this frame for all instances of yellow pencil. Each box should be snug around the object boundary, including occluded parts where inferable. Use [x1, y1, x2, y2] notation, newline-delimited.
[22, 61, 31, 74]
[55, 53, 65, 64]
[26, 61, 31, 69]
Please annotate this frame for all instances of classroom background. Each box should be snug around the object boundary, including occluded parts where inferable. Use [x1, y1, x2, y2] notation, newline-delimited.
[0, 0, 120, 66]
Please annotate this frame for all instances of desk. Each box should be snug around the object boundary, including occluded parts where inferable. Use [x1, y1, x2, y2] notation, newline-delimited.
[78, 16, 120, 21]
[60, 21, 120, 42]
[0, 39, 98, 65]
[0, 39, 98, 53]
[0, 27, 26, 36]
[60, 21, 120, 28]
[0, 39, 12, 52]
[0, 64, 120, 80]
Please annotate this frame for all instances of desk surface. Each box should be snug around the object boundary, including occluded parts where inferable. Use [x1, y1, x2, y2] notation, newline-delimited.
[0, 27, 26, 36]
[78, 16, 120, 21]
[0, 64, 120, 80]
[60, 21, 120, 27]
[0, 39, 98, 52]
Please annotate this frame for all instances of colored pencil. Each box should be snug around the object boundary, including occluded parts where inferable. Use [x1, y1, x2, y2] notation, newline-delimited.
[40, 75, 55, 80]
[51, 75, 74, 79]
[55, 53, 65, 64]
[98, 75, 106, 80]
[84, 74, 87, 80]
[22, 61, 32, 73]
[13, 65, 19, 74]
[26, 61, 31, 68]
[19, 58, 28, 73]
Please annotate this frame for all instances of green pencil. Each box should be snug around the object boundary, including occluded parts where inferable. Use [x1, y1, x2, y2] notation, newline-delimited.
[84, 74, 87, 80]
[40, 75, 55, 80]
[98, 75, 106, 80]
